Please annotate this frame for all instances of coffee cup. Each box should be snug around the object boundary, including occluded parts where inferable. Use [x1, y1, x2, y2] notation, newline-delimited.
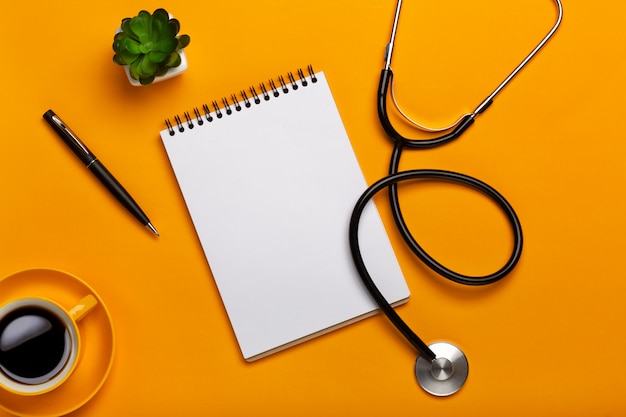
[0, 295, 97, 395]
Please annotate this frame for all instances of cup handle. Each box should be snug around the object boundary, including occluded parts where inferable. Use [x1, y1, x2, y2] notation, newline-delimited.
[69, 294, 98, 322]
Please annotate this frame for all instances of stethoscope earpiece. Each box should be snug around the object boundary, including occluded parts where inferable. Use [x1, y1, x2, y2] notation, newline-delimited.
[415, 342, 469, 397]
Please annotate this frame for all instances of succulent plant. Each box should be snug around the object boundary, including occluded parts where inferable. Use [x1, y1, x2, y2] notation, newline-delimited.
[113, 9, 190, 86]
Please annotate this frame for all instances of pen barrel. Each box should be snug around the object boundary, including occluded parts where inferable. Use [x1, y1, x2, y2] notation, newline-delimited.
[88, 160, 150, 226]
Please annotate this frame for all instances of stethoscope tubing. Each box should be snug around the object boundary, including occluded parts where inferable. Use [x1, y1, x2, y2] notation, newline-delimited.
[348, 67, 525, 362]
[349, 168, 523, 362]
[387, 147, 524, 287]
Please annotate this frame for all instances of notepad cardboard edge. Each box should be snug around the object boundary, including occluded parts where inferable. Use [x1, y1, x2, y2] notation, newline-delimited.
[243, 296, 409, 362]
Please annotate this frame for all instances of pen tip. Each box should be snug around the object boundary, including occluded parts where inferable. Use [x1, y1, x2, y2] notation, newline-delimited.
[146, 223, 160, 237]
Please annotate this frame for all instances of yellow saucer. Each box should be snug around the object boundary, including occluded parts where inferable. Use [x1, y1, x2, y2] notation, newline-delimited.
[0, 269, 115, 417]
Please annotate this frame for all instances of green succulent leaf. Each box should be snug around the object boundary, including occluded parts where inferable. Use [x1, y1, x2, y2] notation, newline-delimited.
[130, 11, 152, 43]
[154, 37, 178, 54]
[151, 9, 169, 41]
[118, 38, 142, 55]
[128, 59, 140, 80]
[112, 54, 125, 65]
[160, 19, 180, 41]
[165, 52, 182, 68]
[139, 54, 158, 75]
[139, 75, 155, 86]
[130, 56, 147, 78]
[113, 31, 128, 44]
[138, 42, 153, 54]
[114, 48, 139, 65]
[120, 18, 138, 41]
[147, 51, 168, 63]
[153, 9, 169, 21]
[169, 18, 181, 35]
[155, 64, 169, 77]
[177, 34, 190, 50]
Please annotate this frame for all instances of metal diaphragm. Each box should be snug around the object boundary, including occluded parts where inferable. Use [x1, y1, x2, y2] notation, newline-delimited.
[415, 342, 468, 396]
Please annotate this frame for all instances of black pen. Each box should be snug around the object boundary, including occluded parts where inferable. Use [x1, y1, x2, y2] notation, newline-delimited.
[43, 109, 159, 237]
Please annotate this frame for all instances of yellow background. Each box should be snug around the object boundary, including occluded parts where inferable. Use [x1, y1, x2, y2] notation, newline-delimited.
[1, 0, 625, 415]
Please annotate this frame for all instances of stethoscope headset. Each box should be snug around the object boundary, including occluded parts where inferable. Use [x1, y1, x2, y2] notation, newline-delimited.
[349, 0, 562, 396]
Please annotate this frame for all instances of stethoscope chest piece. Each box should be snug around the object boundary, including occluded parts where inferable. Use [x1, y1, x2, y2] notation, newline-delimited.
[415, 342, 469, 397]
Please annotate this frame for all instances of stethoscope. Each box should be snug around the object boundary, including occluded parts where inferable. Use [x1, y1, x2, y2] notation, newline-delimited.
[349, 0, 562, 396]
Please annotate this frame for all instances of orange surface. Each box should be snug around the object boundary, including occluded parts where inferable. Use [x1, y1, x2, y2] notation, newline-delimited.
[1, 0, 625, 415]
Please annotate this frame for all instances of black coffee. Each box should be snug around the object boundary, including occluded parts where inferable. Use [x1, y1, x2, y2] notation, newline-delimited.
[0, 307, 70, 385]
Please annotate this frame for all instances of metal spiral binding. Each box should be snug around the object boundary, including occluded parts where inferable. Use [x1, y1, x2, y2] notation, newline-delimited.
[165, 65, 317, 136]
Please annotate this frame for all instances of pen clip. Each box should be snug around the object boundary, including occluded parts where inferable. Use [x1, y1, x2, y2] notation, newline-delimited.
[50, 114, 91, 156]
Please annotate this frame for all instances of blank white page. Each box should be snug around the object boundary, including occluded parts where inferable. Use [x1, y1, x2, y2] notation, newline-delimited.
[161, 71, 409, 361]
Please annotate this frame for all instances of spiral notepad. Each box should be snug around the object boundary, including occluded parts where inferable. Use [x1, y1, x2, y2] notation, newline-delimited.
[160, 66, 409, 361]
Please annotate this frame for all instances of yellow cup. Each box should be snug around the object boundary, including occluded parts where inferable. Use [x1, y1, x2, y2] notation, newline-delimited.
[0, 295, 97, 395]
